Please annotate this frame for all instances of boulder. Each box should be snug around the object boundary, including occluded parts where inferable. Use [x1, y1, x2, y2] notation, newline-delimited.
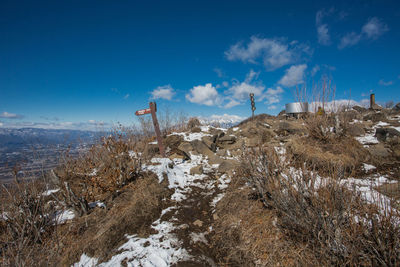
[370, 103, 383, 111]
[190, 165, 204, 175]
[169, 153, 185, 160]
[277, 121, 306, 135]
[164, 135, 184, 150]
[368, 143, 390, 158]
[363, 112, 386, 122]
[190, 140, 214, 157]
[216, 149, 226, 157]
[208, 154, 224, 165]
[191, 127, 201, 133]
[346, 123, 365, 137]
[375, 127, 400, 142]
[218, 135, 236, 144]
[353, 105, 367, 113]
[341, 110, 362, 121]
[202, 136, 217, 152]
[178, 142, 193, 155]
[187, 117, 201, 129]
[218, 160, 238, 174]
[393, 102, 400, 112]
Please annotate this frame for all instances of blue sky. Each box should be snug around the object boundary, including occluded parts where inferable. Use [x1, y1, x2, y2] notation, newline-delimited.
[1, 0, 399, 130]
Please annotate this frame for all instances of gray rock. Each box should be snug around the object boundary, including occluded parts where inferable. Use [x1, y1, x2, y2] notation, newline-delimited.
[187, 117, 201, 129]
[218, 135, 236, 144]
[346, 124, 365, 137]
[363, 112, 386, 122]
[190, 165, 204, 175]
[368, 143, 390, 158]
[393, 102, 400, 112]
[375, 127, 400, 142]
[218, 160, 237, 174]
[191, 127, 201, 133]
[190, 140, 214, 157]
[353, 105, 367, 113]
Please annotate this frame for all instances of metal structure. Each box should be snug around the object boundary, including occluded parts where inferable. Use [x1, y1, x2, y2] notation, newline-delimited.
[135, 102, 165, 157]
[285, 102, 309, 117]
[249, 93, 255, 118]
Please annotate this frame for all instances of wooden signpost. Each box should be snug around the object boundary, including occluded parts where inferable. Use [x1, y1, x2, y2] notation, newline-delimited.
[135, 102, 165, 157]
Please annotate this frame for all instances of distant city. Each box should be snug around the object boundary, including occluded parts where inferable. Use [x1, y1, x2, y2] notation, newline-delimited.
[0, 128, 102, 183]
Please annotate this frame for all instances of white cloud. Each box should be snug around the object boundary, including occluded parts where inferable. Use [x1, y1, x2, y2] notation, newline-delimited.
[278, 64, 307, 87]
[339, 17, 388, 49]
[338, 32, 362, 49]
[222, 81, 229, 87]
[315, 8, 334, 46]
[214, 68, 224, 78]
[379, 79, 393, 86]
[0, 111, 24, 119]
[0, 122, 3, 127]
[224, 99, 241, 108]
[362, 17, 388, 39]
[264, 86, 284, 105]
[268, 105, 277, 110]
[151, 85, 175, 100]
[124, 93, 130, 99]
[317, 24, 331, 45]
[225, 71, 265, 103]
[225, 36, 311, 70]
[311, 65, 320, 76]
[186, 83, 221, 106]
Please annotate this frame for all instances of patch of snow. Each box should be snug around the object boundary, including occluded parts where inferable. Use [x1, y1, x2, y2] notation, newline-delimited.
[128, 151, 141, 158]
[148, 141, 158, 145]
[88, 201, 106, 209]
[143, 155, 208, 201]
[189, 232, 208, 245]
[362, 163, 376, 172]
[232, 127, 240, 132]
[75, 213, 190, 267]
[211, 193, 225, 208]
[75, 254, 98, 267]
[375, 121, 389, 127]
[356, 131, 379, 145]
[42, 188, 60, 196]
[169, 131, 211, 142]
[55, 210, 75, 224]
[1, 212, 9, 221]
[88, 168, 98, 176]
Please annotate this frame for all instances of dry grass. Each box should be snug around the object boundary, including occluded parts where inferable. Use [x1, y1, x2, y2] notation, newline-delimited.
[56, 173, 171, 265]
[0, 176, 57, 266]
[238, 147, 400, 266]
[287, 113, 369, 176]
[210, 174, 317, 266]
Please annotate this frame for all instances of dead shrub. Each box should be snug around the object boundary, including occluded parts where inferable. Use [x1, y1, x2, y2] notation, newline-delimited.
[56, 131, 142, 212]
[239, 147, 400, 266]
[0, 176, 57, 266]
[57, 173, 171, 265]
[210, 175, 316, 266]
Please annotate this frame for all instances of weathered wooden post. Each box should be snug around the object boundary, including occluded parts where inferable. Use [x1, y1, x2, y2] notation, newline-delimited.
[370, 93, 375, 109]
[135, 102, 165, 157]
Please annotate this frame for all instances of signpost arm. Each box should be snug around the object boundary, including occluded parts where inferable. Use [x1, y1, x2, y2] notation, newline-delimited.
[149, 102, 165, 157]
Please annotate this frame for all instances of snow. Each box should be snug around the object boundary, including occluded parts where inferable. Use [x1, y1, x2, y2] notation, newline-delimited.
[75, 149, 227, 266]
[42, 188, 60, 196]
[169, 131, 211, 142]
[143, 155, 208, 201]
[55, 210, 75, 224]
[356, 131, 379, 145]
[362, 163, 376, 172]
[88, 201, 106, 209]
[189, 232, 208, 245]
[232, 127, 240, 132]
[75, 208, 190, 267]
